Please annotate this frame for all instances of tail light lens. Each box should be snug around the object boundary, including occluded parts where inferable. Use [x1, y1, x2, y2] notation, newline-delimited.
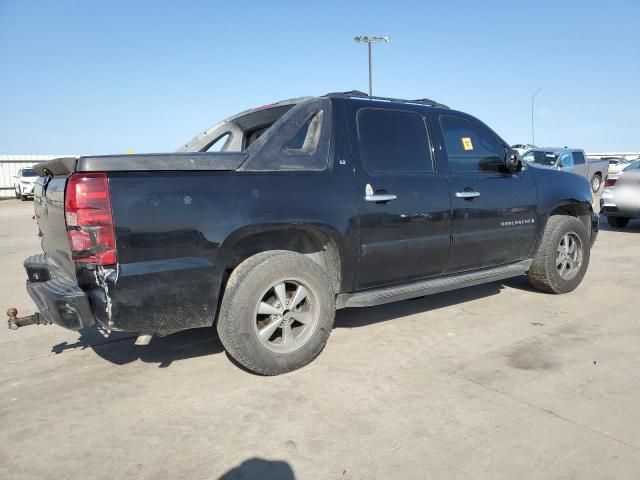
[604, 178, 617, 188]
[64, 173, 117, 265]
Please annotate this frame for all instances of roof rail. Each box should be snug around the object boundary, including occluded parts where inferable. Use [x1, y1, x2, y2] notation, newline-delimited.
[325, 90, 449, 109]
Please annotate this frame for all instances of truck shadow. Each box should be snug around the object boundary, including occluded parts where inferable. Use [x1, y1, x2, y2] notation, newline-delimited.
[216, 457, 295, 480]
[335, 279, 508, 329]
[598, 219, 640, 232]
[51, 326, 223, 368]
[51, 276, 531, 368]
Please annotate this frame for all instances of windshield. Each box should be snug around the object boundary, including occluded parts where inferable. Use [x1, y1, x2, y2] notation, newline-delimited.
[21, 168, 37, 177]
[523, 150, 558, 166]
[623, 160, 640, 171]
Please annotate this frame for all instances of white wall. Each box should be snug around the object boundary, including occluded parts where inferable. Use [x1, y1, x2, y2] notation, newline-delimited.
[0, 155, 73, 199]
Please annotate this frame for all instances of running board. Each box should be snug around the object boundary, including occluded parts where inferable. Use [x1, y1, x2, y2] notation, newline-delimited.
[336, 260, 532, 309]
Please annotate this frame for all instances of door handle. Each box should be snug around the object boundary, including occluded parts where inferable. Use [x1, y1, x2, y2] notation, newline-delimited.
[364, 183, 397, 203]
[455, 190, 481, 199]
[365, 193, 397, 203]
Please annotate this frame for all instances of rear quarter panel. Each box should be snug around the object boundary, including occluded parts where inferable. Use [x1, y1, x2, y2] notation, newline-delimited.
[104, 169, 358, 332]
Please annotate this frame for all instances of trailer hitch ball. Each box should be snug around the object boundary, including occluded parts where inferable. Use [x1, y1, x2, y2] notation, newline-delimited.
[7, 308, 19, 330]
[6, 308, 49, 330]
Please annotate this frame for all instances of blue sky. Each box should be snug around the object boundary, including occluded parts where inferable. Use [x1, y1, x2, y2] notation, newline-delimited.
[1, 0, 638, 154]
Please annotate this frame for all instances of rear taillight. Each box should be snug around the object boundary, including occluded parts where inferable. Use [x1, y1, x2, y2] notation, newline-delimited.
[64, 173, 117, 265]
[604, 178, 617, 187]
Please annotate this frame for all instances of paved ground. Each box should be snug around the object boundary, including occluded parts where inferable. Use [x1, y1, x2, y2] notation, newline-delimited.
[1, 198, 639, 480]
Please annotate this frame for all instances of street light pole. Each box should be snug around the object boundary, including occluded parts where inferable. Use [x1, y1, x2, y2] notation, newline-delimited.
[368, 42, 372, 97]
[531, 88, 542, 146]
[354, 35, 389, 97]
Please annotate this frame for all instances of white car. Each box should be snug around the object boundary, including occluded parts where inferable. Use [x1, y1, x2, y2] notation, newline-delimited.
[13, 168, 39, 200]
[512, 144, 536, 156]
[605, 157, 635, 176]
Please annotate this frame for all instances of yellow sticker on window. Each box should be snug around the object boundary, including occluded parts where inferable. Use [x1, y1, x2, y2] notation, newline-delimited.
[461, 137, 474, 151]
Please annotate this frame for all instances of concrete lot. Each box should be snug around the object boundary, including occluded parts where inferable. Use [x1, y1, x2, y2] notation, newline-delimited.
[1, 198, 639, 480]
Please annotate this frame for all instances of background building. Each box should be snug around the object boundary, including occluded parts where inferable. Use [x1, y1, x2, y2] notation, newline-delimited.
[0, 154, 73, 199]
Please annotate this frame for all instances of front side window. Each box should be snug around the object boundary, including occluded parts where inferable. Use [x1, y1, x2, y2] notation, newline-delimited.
[559, 153, 574, 168]
[440, 116, 505, 173]
[356, 108, 433, 174]
[524, 150, 558, 166]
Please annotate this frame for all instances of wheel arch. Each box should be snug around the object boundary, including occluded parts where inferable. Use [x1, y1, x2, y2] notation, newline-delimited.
[219, 224, 346, 294]
[549, 200, 593, 229]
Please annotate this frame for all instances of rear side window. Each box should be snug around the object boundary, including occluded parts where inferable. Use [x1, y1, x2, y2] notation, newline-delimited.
[356, 108, 433, 174]
[440, 116, 505, 173]
[572, 151, 586, 165]
[239, 98, 332, 171]
[285, 110, 323, 154]
[204, 132, 231, 152]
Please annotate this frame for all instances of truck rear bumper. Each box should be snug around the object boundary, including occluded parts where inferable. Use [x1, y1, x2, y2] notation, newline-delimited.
[24, 255, 96, 331]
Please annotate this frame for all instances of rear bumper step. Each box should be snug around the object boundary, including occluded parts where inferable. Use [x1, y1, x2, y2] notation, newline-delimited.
[22, 254, 96, 331]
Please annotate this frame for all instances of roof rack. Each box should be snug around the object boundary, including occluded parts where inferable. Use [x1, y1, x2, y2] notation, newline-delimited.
[325, 90, 449, 109]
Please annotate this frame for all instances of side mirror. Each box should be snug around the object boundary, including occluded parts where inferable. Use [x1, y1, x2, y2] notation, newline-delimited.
[504, 148, 522, 173]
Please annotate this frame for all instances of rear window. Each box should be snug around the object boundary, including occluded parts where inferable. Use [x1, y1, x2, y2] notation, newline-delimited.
[356, 108, 433, 174]
[572, 151, 585, 165]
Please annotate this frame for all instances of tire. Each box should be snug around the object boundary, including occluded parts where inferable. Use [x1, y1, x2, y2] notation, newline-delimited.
[20, 195, 28, 201]
[607, 216, 630, 229]
[591, 174, 602, 193]
[528, 215, 590, 294]
[14, 188, 20, 199]
[217, 250, 336, 375]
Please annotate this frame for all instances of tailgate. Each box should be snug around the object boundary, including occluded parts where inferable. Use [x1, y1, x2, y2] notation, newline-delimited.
[33, 157, 77, 280]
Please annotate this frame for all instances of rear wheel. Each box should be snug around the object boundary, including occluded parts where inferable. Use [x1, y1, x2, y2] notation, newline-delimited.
[591, 174, 602, 193]
[607, 216, 630, 228]
[217, 250, 335, 375]
[528, 215, 590, 294]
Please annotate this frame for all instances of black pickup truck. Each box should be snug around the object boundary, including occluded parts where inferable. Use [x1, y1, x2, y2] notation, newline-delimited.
[17, 91, 598, 375]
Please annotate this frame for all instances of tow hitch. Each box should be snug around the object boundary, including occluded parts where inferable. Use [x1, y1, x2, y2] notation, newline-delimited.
[6, 308, 52, 330]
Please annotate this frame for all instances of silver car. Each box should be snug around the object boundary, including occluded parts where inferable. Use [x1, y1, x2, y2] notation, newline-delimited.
[600, 160, 640, 228]
[523, 148, 609, 193]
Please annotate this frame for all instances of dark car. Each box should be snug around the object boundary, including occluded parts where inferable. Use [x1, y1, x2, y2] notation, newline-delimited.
[16, 91, 598, 375]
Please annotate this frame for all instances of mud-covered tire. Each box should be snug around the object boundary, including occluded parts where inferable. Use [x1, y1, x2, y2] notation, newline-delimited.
[528, 215, 590, 294]
[591, 174, 602, 193]
[607, 216, 629, 229]
[217, 250, 335, 375]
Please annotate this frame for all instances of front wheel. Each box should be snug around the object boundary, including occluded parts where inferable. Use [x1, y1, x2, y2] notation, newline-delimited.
[217, 250, 336, 375]
[528, 215, 590, 294]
